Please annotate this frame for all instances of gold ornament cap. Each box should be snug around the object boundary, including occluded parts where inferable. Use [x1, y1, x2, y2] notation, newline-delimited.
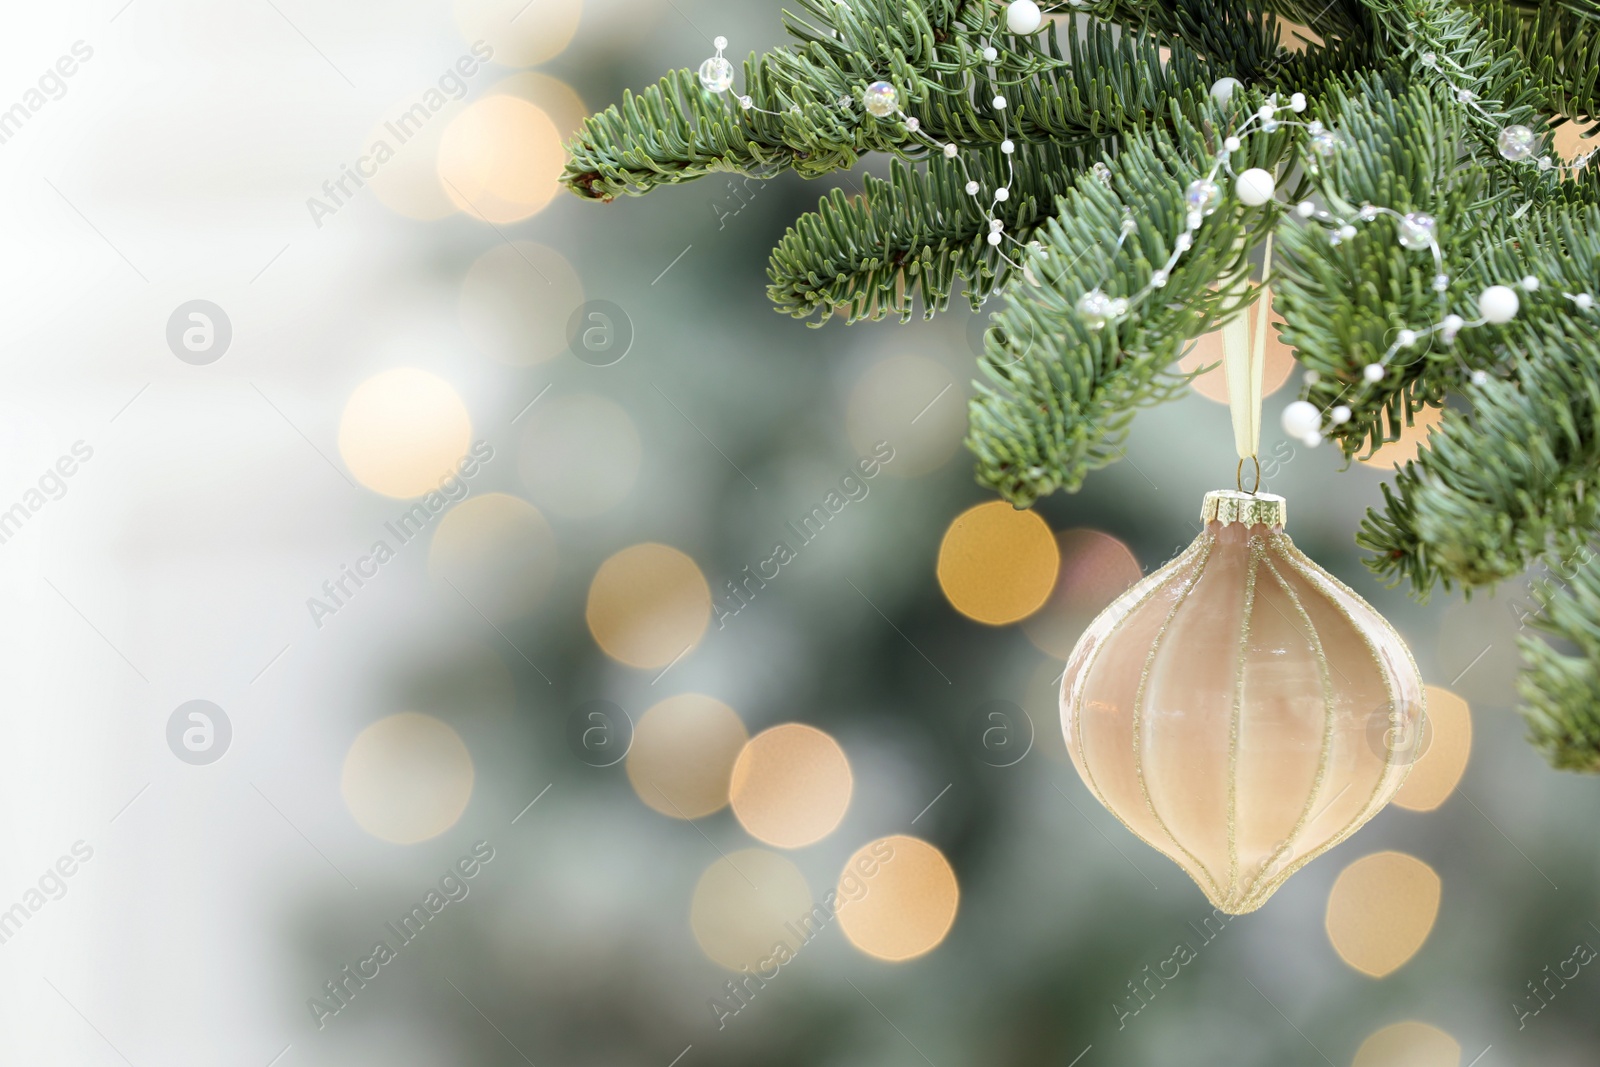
[1202, 489, 1287, 528]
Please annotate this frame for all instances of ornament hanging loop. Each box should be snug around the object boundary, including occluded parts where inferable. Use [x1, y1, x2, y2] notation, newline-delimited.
[1236, 455, 1260, 495]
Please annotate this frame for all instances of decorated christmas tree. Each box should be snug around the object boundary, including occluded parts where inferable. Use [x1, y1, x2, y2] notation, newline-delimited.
[560, 0, 1600, 776]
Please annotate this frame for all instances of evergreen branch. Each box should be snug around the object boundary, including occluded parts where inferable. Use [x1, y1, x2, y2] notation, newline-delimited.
[1274, 79, 1480, 457]
[561, 15, 1250, 201]
[967, 109, 1290, 505]
[1355, 204, 1600, 591]
[1477, 0, 1600, 135]
[1519, 553, 1600, 771]
[766, 142, 1089, 323]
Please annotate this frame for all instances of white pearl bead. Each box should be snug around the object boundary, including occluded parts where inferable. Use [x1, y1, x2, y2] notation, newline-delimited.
[1235, 168, 1275, 207]
[1397, 329, 1417, 347]
[994, 187, 1010, 201]
[993, 95, 1007, 109]
[965, 180, 980, 195]
[1210, 77, 1242, 105]
[1001, 139, 1015, 154]
[1302, 431, 1323, 447]
[1521, 275, 1540, 291]
[1478, 285, 1520, 323]
[1304, 370, 1320, 385]
[944, 142, 958, 157]
[987, 231, 1003, 246]
[1296, 201, 1315, 218]
[1005, 0, 1044, 33]
[713, 35, 728, 50]
[1281, 400, 1321, 439]
[982, 46, 999, 61]
[1577, 293, 1596, 311]
[1363, 363, 1385, 382]
[1331, 405, 1351, 425]
[1290, 93, 1307, 112]
[1470, 370, 1489, 386]
[1224, 136, 1241, 152]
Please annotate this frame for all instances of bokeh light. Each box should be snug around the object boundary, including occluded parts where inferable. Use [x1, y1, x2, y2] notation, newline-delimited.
[488, 72, 587, 139]
[1393, 686, 1472, 812]
[339, 368, 473, 498]
[845, 354, 966, 477]
[729, 724, 853, 849]
[1359, 405, 1444, 469]
[459, 240, 584, 365]
[518, 393, 642, 516]
[1325, 851, 1441, 977]
[1176, 296, 1297, 403]
[690, 849, 812, 971]
[429, 493, 557, 623]
[626, 693, 748, 819]
[456, 0, 583, 67]
[586, 543, 712, 669]
[1352, 1021, 1461, 1067]
[1553, 118, 1597, 166]
[342, 712, 475, 844]
[1022, 529, 1142, 657]
[837, 835, 959, 961]
[366, 95, 471, 221]
[438, 95, 565, 224]
[937, 501, 1060, 625]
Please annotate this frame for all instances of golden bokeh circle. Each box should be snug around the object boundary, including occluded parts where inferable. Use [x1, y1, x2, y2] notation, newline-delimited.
[1553, 117, 1597, 167]
[937, 501, 1060, 625]
[487, 72, 587, 140]
[1360, 406, 1445, 469]
[729, 724, 853, 849]
[586, 543, 712, 669]
[365, 95, 471, 221]
[429, 493, 557, 623]
[1393, 686, 1472, 812]
[438, 95, 565, 224]
[689, 849, 812, 971]
[1177, 297, 1298, 404]
[626, 693, 748, 819]
[339, 368, 473, 499]
[1022, 528, 1142, 658]
[1352, 1021, 1461, 1067]
[518, 394, 642, 517]
[1325, 851, 1441, 978]
[459, 240, 584, 366]
[342, 712, 475, 844]
[845, 354, 965, 477]
[836, 835, 959, 961]
[456, 0, 582, 68]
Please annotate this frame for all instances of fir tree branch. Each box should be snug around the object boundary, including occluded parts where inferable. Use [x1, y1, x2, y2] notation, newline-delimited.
[1476, 0, 1600, 135]
[1275, 79, 1482, 458]
[966, 109, 1290, 505]
[1355, 203, 1600, 591]
[766, 142, 1087, 323]
[1520, 553, 1600, 771]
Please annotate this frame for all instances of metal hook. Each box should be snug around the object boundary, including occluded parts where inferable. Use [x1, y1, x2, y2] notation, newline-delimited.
[1236, 456, 1261, 495]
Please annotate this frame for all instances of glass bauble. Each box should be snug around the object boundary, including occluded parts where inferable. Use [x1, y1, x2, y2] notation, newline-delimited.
[1061, 491, 1424, 914]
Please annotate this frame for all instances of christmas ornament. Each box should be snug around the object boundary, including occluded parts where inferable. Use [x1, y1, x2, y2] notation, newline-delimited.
[1478, 284, 1520, 323]
[862, 80, 898, 118]
[1061, 490, 1425, 913]
[1497, 124, 1535, 162]
[698, 36, 733, 94]
[1397, 212, 1436, 251]
[1005, 0, 1043, 34]
[1234, 168, 1275, 207]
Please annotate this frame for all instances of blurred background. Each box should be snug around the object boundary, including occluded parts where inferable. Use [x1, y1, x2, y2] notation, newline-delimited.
[0, 1, 1596, 1064]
